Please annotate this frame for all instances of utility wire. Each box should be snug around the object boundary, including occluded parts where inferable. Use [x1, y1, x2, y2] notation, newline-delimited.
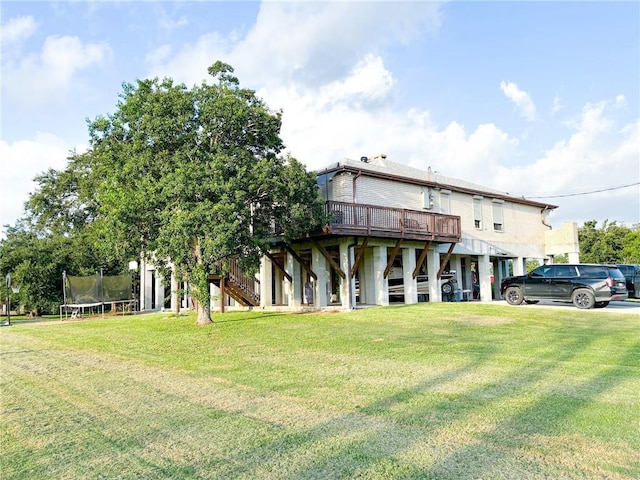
[524, 182, 640, 199]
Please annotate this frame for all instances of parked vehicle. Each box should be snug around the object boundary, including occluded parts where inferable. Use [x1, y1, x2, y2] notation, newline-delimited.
[501, 264, 628, 309]
[616, 264, 640, 299]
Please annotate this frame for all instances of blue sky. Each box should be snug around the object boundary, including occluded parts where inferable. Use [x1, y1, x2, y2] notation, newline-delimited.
[1, 1, 639, 239]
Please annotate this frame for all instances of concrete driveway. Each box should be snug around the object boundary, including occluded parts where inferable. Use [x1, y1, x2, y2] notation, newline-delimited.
[494, 299, 640, 314]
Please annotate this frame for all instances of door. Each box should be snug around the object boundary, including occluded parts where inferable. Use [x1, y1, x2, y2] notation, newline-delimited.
[549, 265, 577, 300]
[524, 265, 553, 298]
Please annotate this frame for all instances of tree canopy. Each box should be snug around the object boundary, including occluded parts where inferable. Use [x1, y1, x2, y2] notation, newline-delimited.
[79, 61, 323, 324]
[578, 220, 639, 264]
[2, 62, 325, 322]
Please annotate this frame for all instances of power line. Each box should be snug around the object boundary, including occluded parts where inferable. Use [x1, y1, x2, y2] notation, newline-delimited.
[523, 182, 640, 199]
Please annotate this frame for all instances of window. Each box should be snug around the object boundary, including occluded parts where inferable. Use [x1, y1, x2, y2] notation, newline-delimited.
[440, 190, 451, 214]
[473, 196, 483, 229]
[422, 188, 433, 209]
[492, 199, 504, 231]
[553, 265, 576, 277]
[531, 265, 553, 278]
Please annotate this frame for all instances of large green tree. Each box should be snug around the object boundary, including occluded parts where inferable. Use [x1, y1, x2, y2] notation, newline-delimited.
[84, 62, 324, 324]
[578, 220, 635, 264]
[621, 227, 640, 263]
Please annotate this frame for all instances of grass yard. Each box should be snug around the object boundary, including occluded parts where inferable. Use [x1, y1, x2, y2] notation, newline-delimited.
[1, 303, 639, 479]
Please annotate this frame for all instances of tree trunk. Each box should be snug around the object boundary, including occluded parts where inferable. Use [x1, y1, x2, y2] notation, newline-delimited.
[191, 237, 212, 325]
[194, 293, 212, 325]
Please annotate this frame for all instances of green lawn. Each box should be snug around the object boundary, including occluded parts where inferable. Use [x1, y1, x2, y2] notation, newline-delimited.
[1, 303, 638, 479]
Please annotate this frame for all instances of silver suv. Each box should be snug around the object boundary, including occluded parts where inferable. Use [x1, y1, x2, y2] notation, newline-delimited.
[501, 264, 628, 309]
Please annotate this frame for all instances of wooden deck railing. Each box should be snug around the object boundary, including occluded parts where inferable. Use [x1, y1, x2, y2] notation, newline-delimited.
[324, 201, 461, 242]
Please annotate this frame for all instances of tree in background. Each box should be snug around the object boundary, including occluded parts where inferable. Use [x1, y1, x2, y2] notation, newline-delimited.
[578, 220, 636, 264]
[0, 222, 121, 316]
[0, 148, 127, 315]
[621, 227, 640, 263]
[84, 62, 324, 325]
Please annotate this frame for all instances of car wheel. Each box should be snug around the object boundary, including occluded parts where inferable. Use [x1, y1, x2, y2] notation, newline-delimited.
[572, 289, 595, 309]
[594, 301, 609, 308]
[504, 287, 524, 305]
[524, 300, 539, 304]
[441, 282, 453, 294]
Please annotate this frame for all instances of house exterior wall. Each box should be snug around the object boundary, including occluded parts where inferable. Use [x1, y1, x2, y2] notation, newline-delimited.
[336, 169, 554, 262]
[351, 174, 422, 208]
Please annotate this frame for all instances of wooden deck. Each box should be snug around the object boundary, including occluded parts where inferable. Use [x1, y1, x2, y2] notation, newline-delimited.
[320, 201, 461, 243]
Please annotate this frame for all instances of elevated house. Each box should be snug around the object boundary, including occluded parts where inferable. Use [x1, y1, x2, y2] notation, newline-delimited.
[138, 155, 580, 312]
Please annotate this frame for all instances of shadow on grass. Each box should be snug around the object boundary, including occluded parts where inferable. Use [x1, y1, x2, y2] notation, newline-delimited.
[423, 340, 640, 479]
[214, 320, 634, 478]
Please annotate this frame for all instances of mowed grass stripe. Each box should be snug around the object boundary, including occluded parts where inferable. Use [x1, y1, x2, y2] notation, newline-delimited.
[1, 303, 638, 479]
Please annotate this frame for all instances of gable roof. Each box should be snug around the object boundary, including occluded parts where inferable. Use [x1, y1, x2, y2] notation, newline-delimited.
[316, 156, 558, 210]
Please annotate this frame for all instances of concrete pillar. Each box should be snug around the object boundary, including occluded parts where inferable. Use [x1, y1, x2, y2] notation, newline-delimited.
[373, 246, 389, 306]
[312, 246, 328, 307]
[495, 259, 508, 299]
[513, 257, 525, 276]
[139, 259, 147, 311]
[427, 247, 441, 302]
[402, 247, 418, 304]
[450, 256, 462, 298]
[286, 252, 302, 308]
[259, 256, 273, 308]
[450, 256, 462, 280]
[171, 265, 180, 313]
[362, 248, 376, 305]
[145, 269, 154, 310]
[339, 241, 353, 309]
[274, 267, 284, 306]
[478, 254, 492, 301]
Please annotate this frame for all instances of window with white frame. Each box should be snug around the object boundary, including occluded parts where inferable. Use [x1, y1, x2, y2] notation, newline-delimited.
[422, 188, 433, 209]
[473, 196, 483, 229]
[492, 199, 504, 231]
[440, 190, 451, 214]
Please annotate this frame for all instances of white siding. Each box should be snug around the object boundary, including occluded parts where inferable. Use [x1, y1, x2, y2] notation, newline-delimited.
[331, 173, 354, 203]
[353, 176, 422, 209]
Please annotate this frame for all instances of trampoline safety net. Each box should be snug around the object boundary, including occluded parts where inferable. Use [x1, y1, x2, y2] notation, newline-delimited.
[65, 273, 133, 304]
[62, 271, 135, 318]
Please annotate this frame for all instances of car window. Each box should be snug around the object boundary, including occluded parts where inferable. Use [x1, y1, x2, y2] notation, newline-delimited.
[554, 265, 576, 277]
[530, 266, 553, 278]
[576, 265, 606, 277]
[607, 268, 625, 279]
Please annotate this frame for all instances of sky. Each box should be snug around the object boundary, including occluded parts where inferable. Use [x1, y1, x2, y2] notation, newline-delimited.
[1, 1, 639, 239]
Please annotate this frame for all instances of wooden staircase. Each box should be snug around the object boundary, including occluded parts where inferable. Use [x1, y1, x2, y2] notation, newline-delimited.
[209, 259, 260, 307]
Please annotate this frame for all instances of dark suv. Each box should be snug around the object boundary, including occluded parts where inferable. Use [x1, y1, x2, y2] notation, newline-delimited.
[501, 264, 628, 309]
[616, 264, 640, 299]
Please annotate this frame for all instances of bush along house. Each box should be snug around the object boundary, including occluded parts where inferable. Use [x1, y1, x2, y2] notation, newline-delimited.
[138, 155, 580, 312]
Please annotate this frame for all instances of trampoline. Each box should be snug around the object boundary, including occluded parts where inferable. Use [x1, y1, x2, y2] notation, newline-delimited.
[60, 271, 137, 319]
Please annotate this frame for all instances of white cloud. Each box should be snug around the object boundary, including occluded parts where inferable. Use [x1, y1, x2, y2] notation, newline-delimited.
[492, 97, 640, 226]
[260, 56, 520, 183]
[0, 134, 79, 236]
[2, 34, 112, 108]
[145, 1, 443, 89]
[551, 95, 562, 116]
[500, 81, 537, 121]
[0, 15, 37, 44]
[154, 5, 188, 33]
